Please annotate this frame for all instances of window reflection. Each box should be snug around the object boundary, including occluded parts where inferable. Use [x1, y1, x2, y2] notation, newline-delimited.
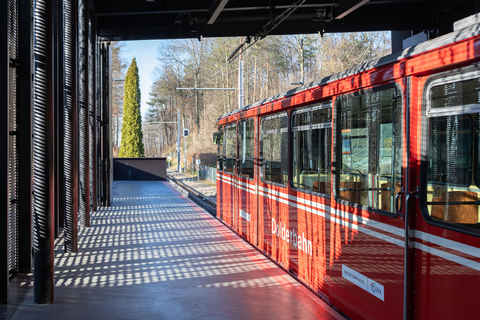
[292, 103, 332, 194]
[337, 87, 402, 213]
[260, 113, 288, 185]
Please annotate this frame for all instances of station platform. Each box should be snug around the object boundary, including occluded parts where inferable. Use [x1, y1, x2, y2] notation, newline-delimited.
[5, 181, 344, 320]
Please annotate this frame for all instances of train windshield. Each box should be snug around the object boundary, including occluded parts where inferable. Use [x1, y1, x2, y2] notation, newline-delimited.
[337, 86, 402, 214]
[425, 75, 480, 231]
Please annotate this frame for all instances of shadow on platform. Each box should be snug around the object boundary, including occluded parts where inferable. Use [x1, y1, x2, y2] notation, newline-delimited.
[2, 181, 342, 320]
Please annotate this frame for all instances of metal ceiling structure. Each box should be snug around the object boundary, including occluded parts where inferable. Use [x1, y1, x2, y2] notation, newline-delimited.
[92, 0, 480, 40]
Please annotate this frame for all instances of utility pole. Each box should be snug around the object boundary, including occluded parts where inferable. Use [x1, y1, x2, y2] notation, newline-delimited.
[158, 123, 161, 156]
[177, 110, 181, 172]
[194, 71, 199, 133]
[300, 37, 305, 86]
[183, 115, 187, 172]
[239, 60, 244, 108]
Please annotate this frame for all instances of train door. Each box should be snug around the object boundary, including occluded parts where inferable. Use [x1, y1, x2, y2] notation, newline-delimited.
[410, 67, 480, 319]
[330, 82, 406, 320]
[237, 118, 256, 241]
[223, 124, 237, 227]
[258, 112, 290, 265]
[216, 126, 224, 220]
[290, 101, 333, 296]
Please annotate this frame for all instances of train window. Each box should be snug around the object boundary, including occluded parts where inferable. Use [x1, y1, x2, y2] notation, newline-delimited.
[292, 102, 332, 194]
[430, 77, 480, 115]
[238, 119, 254, 179]
[224, 125, 236, 174]
[337, 86, 402, 214]
[425, 75, 480, 230]
[428, 116, 472, 187]
[217, 127, 224, 172]
[260, 112, 288, 185]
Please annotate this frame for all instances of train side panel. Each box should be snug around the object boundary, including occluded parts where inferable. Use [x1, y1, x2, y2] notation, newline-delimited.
[411, 64, 480, 319]
[236, 177, 256, 242]
[326, 77, 407, 320]
[215, 24, 480, 320]
[290, 190, 331, 297]
[259, 183, 290, 267]
[328, 206, 405, 320]
[217, 172, 234, 226]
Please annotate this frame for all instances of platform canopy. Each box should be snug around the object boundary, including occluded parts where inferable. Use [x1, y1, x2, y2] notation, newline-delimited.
[92, 0, 480, 40]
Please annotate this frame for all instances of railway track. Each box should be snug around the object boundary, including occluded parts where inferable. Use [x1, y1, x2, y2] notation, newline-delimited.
[167, 173, 216, 216]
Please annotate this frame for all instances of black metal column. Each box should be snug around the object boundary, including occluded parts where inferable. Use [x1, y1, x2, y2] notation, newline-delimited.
[1, 0, 10, 305]
[17, 0, 33, 274]
[55, 0, 65, 236]
[52, 0, 60, 239]
[101, 43, 111, 207]
[78, 0, 90, 228]
[96, 39, 102, 208]
[89, 13, 97, 213]
[100, 43, 105, 205]
[63, 0, 78, 253]
[33, 0, 55, 304]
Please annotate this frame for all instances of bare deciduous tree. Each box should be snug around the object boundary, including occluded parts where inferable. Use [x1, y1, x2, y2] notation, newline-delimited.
[143, 32, 391, 166]
[111, 41, 127, 157]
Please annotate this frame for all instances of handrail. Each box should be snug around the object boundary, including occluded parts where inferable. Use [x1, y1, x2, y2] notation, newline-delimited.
[396, 187, 405, 220]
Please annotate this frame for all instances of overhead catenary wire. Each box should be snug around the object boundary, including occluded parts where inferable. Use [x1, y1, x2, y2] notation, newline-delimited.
[196, 0, 306, 89]
[226, 0, 306, 63]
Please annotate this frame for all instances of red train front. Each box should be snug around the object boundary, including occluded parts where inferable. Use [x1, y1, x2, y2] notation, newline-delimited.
[215, 22, 480, 320]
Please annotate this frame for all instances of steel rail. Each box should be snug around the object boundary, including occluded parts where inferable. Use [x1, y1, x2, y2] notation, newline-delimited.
[167, 174, 216, 215]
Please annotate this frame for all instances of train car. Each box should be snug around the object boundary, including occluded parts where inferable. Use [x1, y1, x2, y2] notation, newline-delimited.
[214, 22, 480, 320]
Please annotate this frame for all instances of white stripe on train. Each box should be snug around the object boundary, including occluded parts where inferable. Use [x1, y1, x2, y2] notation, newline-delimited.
[216, 174, 480, 271]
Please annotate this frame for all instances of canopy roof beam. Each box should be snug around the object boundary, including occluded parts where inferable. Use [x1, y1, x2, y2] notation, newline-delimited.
[335, 0, 370, 19]
[208, 0, 229, 24]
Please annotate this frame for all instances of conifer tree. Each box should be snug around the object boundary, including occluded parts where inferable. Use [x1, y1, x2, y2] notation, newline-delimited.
[119, 58, 145, 157]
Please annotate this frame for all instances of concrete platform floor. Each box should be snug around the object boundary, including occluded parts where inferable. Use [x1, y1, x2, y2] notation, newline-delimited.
[4, 181, 343, 320]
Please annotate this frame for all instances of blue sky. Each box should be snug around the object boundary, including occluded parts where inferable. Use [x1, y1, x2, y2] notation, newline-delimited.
[123, 40, 163, 117]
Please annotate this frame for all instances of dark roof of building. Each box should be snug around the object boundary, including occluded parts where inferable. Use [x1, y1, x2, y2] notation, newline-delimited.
[92, 0, 480, 40]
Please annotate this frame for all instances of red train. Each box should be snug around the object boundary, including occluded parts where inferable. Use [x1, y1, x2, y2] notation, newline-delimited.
[215, 23, 480, 320]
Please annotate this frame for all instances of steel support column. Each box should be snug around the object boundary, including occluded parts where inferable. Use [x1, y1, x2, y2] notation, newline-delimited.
[63, 0, 78, 253]
[101, 43, 111, 207]
[96, 38, 102, 209]
[72, 0, 79, 249]
[97, 39, 102, 208]
[17, 0, 33, 274]
[78, 0, 90, 228]
[33, 0, 55, 304]
[89, 13, 97, 213]
[52, 0, 60, 238]
[55, 0, 65, 236]
[1, 0, 10, 305]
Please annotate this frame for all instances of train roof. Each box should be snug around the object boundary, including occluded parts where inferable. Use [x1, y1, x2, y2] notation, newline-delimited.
[217, 21, 480, 123]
